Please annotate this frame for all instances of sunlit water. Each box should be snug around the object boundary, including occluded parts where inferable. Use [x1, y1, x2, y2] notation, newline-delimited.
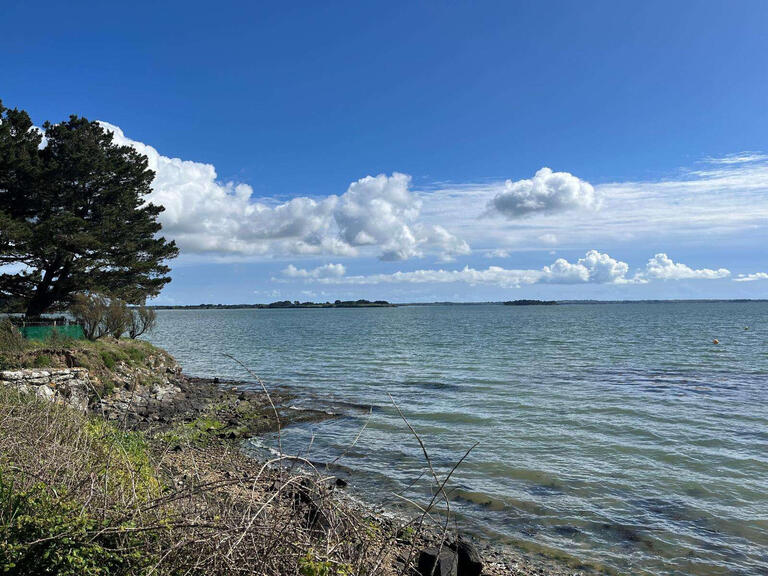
[147, 302, 768, 575]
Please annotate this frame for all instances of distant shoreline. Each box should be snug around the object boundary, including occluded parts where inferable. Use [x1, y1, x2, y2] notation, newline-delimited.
[150, 298, 768, 310]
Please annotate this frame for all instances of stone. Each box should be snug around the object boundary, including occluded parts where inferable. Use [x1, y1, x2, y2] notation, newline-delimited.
[449, 537, 483, 576]
[36, 385, 55, 400]
[417, 548, 458, 576]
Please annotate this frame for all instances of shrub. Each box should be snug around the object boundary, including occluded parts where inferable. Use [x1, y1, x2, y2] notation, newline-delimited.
[0, 475, 139, 576]
[103, 299, 131, 339]
[126, 345, 147, 363]
[70, 294, 132, 340]
[43, 326, 75, 348]
[70, 294, 109, 340]
[128, 307, 157, 339]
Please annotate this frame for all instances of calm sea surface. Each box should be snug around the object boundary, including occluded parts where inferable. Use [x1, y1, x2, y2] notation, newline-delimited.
[147, 302, 768, 575]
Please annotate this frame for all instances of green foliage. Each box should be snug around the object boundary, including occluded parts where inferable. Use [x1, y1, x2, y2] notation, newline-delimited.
[160, 415, 226, 447]
[100, 350, 117, 370]
[83, 419, 160, 501]
[101, 379, 116, 397]
[41, 326, 78, 346]
[32, 354, 52, 368]
[399, 524, 416, 542]
[126, 346, 146, 363]
[0, 102, 178, 318]
[299, 552, 352, 576]
[299, 553, 334, 576]
[0, 393, 165, 574]
[0, 475, 135, 576]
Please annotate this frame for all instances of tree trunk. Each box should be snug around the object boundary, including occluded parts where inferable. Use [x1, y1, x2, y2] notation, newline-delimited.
[24, 261, 68, 319]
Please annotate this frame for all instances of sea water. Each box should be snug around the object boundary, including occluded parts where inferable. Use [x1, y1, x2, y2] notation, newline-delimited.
[147, 302, 768, 575]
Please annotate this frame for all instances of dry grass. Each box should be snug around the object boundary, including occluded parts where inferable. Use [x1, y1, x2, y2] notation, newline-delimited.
[0, 381, 474, 575]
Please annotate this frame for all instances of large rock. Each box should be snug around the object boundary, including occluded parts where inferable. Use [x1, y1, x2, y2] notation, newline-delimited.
[450, 537, 483, 576]
[417, 547, 458, 576]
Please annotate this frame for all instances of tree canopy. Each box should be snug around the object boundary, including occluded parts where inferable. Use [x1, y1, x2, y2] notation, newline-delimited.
[0, 101, 178, 317]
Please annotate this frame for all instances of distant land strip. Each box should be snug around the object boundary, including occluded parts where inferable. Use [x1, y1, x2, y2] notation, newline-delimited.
[147, 299, 768, 310]
[150, 299, 395, 310]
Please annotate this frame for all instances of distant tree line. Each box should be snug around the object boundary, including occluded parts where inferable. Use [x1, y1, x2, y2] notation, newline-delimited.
[151, 299, 394, 310]
[503, 299, 558, 306]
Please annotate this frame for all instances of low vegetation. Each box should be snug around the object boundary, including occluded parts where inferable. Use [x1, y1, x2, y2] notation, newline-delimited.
[0, 318, 161, 398]
[0, 386, 427, 575]
[0, 321, 482, 575]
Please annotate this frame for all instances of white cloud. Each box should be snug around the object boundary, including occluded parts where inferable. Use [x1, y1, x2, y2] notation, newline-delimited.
[280, 250, 743, 288]
[99, 123, 467, 261]
[283, 263, 347, 279]
[418, 154, 768, 256]
[639, 253, 730, 281]
[485, 248, 510, 258]
[94, 121, 768, 281]
[287, 250, 631, 287]
[703, 152, 768, 165]
[542, 250, 631, 284]
[488, 167, 600, 219]
[734, 272, 768, 282]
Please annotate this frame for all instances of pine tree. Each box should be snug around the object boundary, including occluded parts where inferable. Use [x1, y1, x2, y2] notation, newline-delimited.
[0, 102, 178, 317]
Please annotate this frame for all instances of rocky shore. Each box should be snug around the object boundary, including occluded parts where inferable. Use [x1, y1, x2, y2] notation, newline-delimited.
[0, 339, 592, 576]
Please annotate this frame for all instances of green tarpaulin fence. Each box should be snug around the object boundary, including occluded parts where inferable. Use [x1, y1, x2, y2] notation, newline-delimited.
[19, 325, 85, 341]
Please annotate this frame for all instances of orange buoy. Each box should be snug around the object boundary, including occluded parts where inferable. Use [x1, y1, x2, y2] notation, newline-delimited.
[713, 339, 719, 345]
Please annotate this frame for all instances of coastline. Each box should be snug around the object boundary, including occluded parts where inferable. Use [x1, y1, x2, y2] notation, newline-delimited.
[0, 337, 601, 575]
[146, 364, 605, 575]
[150, 374, 600, 576]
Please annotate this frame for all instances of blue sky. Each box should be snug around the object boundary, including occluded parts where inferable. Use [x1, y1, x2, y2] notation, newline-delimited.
[3, 0, 768, 303]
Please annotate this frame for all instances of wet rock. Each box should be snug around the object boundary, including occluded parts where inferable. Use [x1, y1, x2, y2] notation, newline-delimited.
[335, 477, 348, 488]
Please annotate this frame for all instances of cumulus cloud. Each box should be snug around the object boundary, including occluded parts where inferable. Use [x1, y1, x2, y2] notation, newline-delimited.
[280, 250, 744, 288]
[639, 253, 730, 281]
[542, 250, 631, 284]
[488, 167, 600, 219]
[419, 153, 768, 259]
[99, 123, 468, 261]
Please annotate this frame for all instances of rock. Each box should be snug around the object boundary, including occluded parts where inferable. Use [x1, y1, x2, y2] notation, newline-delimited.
[334, 477, 348, 488]
[0, 367, 96, 412]
[36, 385, 55, 400]
[449, 537, 483, 576]
[417, 548, 458, 576]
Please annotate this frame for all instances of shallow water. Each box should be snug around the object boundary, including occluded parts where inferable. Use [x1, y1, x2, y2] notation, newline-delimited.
[147, 302, 768, 575]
